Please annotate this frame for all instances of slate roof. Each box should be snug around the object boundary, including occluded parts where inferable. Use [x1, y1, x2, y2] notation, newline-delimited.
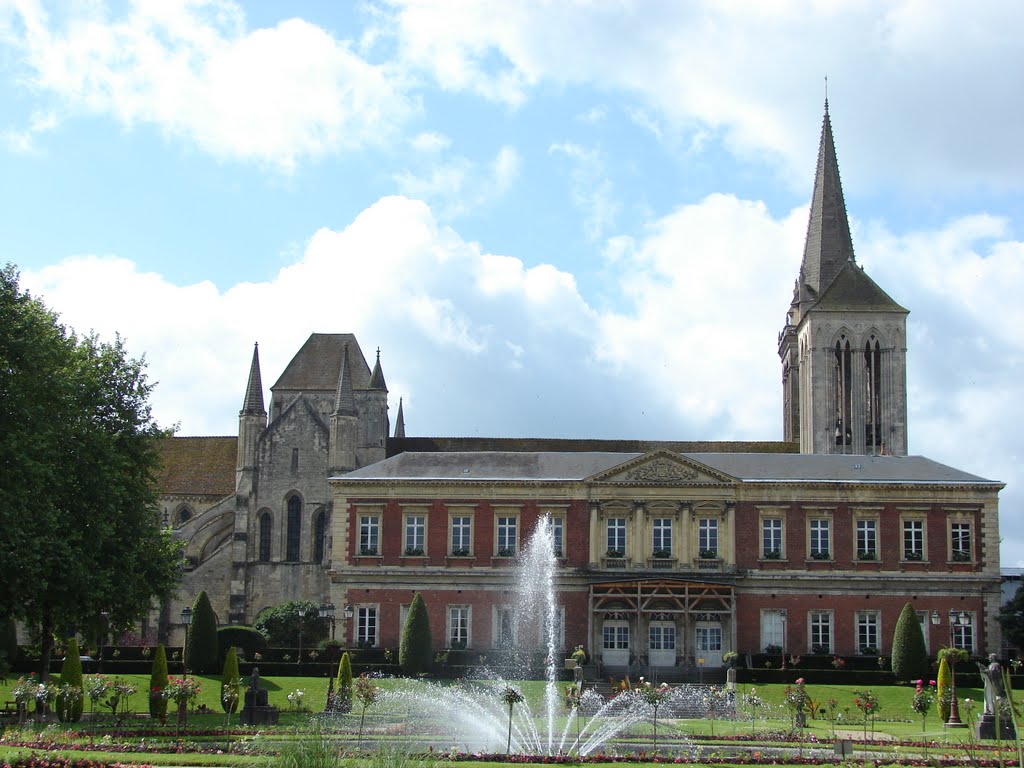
[813, 262, 908, 314]
[388, 437, 796, 456]
[156, 436, 237, 497]
[272, 333, 372, 393]
[340, 450, 1000, 486]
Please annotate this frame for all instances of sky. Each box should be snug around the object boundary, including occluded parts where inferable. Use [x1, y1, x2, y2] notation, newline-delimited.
[2, 1, 1022, 563]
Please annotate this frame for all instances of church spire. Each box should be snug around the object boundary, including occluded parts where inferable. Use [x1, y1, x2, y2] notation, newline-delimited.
[798, 100, 856, 306]
[240, 342, 265, 415]
[333, 343, 357, 417]
[369, 347, 387, 391]
[394, 397, 406, 438]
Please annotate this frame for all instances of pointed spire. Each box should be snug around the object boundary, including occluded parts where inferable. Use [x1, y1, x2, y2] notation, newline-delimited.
[394, 397, 406, 438]
[240, 342, 265, 415]
[369, 347, 388, 391]
[799, 100, 856, 302]
[334, 343, 357, 417]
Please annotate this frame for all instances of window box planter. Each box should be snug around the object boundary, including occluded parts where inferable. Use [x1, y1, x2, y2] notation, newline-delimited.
[450, 548, 471, 558]
[809, 551, 831, 560]
[403, 546, 425, 556]
[652, 549, 672, 559]
[856, 550, 877, 560]
[699, 549, 718, 559]
[951, 550, 972, 562]
[359, 547, 378, 557]
[903, 551, 923, 561]
[495, 548, 516, 558]
[762, 549, 782, 560]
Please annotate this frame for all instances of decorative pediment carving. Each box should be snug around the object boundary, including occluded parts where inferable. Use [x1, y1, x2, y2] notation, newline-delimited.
[625, 459, 699, 483]
[588, 450, 736, 486]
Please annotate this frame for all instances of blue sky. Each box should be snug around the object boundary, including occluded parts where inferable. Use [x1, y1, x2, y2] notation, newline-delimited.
[2, 1, 1022, 562]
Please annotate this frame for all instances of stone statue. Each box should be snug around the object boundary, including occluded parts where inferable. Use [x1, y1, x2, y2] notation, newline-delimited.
[978, 654, 1006, 715]
[248, 666, 261, 691]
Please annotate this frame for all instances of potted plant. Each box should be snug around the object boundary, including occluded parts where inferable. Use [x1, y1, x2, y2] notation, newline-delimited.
[699, 549, 718, 559]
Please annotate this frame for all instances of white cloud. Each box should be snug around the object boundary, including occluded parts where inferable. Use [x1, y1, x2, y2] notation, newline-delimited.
[549, 142, 619, 240]
[6, 1, 416, 170]
[394, 144, 520, 218]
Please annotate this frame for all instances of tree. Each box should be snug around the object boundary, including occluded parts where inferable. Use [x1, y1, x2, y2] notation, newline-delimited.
[221, 646, 240, 716]
[187, 591, 220, 674]
[936, 655, 952, 723]
[0, 265, 184, 679]
[253, 600, 327, 649]
[891, 603, 928, 681]
[999, 583, 1024, 652]
[149, 644, 169, 721]
[335, 651, 353, 712]
[400, 592, 432, 675]
[56, 637, 84, 722]
[217, 625, 266, 661]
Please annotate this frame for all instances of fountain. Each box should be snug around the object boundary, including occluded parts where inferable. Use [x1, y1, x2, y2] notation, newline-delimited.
[376, 515, 706, 756]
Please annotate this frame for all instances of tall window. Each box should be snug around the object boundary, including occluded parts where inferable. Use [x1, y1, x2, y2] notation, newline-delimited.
[550, 517, 564, 557]
[357, 607, 377, 647]
[857, 611, 880, 653]
[496, 607, 515, 647]
[258, 512, 272, 562]
[952, 613, 975, 653]
[809, 611, 832, 654]
[451, 516, 472, 555]
[809, 519, 830, 558]
[903, 520, 924, 560]
[286, 495, 302, 561]
[696, 626, 722, 653]
[652, 518, 672, 555]
[761, 610, 785, 652]
[448, 606, 470, 648]
[699, 518, 718, 556]
[405, 515, 425, 554]
[856, 519, 877, 559]
[313, 510, 326, 564]
[359, 515, 379, 555]
[834, 336, 853, 449]
[864, 337, 883, 447]
[606, 518, 626, 554]
[497, 516, 517, 556]
[649, 624, 676, 652]
[762, 518, 782, 558]
[951, 522, 972, 561]
[602, 623, 629, 650]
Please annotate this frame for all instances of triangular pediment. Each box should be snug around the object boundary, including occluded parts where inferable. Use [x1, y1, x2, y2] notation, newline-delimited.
[587, 450, 736, 486]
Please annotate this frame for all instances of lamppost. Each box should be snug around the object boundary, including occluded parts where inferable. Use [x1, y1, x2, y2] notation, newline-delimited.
[180, 606, 193, 729]
[98, 610, 109, 674]
[344, 604, 354, 646]
[932, 609, 970, 727]
[319, 603, 337, 641]
[780, 611, 788, 670]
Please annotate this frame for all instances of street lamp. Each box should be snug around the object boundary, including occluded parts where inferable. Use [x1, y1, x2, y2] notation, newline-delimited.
[319, 603, 337, 641]
[780, 611, 788, 670]
[344, 604, 354, 645]
[932, 609, 970, 727]
[180, 607, 193, 676]
[98, 610, 109, 674]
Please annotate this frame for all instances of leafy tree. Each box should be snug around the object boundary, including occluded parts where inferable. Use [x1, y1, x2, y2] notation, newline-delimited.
[335, 651, 353, 712]
[221, 646, 240, 715]
[149, 644, 169, 720]
[56, 637, 84, 722]
[891, 603, 928, 681]
[0, 265, 184, 679]
[186, 591, 220, 674]
[2, 616, 16, 667]
[999, 583, 1024, 651]
[217, 625, 267, 661]
[253, 600, 327, 649]
[400, 592, 432, 675]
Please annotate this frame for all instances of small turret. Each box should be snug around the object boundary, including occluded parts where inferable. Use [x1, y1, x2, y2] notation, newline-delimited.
[236, 343, 267, 479]
[394, 397, 406, 439]
[329, 344, 358, 473]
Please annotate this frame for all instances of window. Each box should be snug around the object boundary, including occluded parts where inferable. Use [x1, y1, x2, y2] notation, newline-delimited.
[177, 506, 192, 525]
[550, 517, 564, 557]
[903, 519, 924, 560]
[541, 607, 565, 650]
[497, 516, 517, 556]
[856, 611, 880, 653]
[258, 512, 272, 562]
[450, 516, 472, 555]
[606, 518, 626, 555]
[699, 518, 718, 557]
[357, 606, 378, 647]
[762, 518, 782, 558]
[291, 447, 299, 471]
[448, 606, 470, 648]
[359, 515, 379, 555]
[761, 610, 786, 652]
[856, 519, 877, 559]
[952, 613, 975, 653]
[495, 607, 515, 647]
[405, 515, 425, 555]
[602, 623, 629, 650]
[649, 624, 676, 651]
[652, 518, 672, 556]
[313, 510, 326, 564]
[809, 519, 830, 559]
[286, 495, 301, 561]
[696, 626, 722, 654]
[951, 522, 972, 561]
[809, 611, 832, 654]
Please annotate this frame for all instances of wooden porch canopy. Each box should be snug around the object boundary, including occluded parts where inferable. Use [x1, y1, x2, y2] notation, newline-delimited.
[590, 578, 735, 616]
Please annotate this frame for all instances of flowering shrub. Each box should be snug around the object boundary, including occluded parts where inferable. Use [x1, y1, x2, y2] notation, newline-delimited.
[831, 656, 846, 670]
[161, 676, 199, 707]
[911, 679, 936, 732]
[286, 689, 306, 711]
[853, 689, 881, 738]
[784, 678, 809, 727]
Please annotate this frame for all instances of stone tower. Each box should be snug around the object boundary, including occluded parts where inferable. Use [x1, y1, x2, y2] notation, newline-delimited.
[779, 103, 909, 456]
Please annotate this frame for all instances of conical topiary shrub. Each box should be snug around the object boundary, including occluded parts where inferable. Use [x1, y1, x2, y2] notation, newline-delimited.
[187, 591, 220, 674]
[149, 644, 169, 721]
[221, 646, 240, 715]
[400, 593, 432, 675]
[57, 637, 84, 722]
[891, 603, 928, 682]
[335, 651, 352, 712]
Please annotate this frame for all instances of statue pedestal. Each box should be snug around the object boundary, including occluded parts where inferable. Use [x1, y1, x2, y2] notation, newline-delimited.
[239, 687, 279, 725]
[977, 713, 1015, 741]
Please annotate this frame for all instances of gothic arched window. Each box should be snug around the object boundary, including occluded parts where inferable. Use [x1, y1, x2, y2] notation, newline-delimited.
[286, 496, 302, 561]
[833, 336, 853, 449]
[864, 336, 883, 447]
[177, 506, 192, 525]
[258, 512, 272, 562]
[314, 510, 327, 564]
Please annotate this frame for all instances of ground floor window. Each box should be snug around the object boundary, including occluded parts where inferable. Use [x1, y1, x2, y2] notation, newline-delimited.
[649, 624, 676, 651]
[856, 611, 880, 654]
[603, 623, 629, 650]
[448, 605, 470, 649]
[809, 611, 832, 654]
[357, 606, 378, 647]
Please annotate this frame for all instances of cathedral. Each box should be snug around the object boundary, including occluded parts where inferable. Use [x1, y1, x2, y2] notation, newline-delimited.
[157, 104, 1003, 672]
